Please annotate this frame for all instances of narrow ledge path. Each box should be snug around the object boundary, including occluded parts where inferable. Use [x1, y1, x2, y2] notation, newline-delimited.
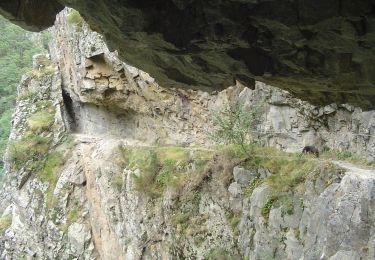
[72, 133, 375, 179]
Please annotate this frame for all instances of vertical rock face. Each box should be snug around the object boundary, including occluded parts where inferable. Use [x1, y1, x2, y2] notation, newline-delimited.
[0, 9, 375, 260]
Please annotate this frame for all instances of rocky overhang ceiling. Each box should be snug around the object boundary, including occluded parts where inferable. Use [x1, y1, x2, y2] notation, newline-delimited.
[1, 0, 375, 109]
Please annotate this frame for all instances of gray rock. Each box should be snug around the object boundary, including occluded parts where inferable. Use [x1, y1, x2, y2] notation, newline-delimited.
[228, 182, 242, 197]
[68, 223, 88, 256]
[233, 167, 257, 187]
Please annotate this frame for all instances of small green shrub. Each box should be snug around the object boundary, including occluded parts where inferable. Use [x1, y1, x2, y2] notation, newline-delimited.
[261, 195, 278, 219]
[59, 208, 80, 233]
[244, 177, 262, 197]
[321, 148, 375, 167]
[130, 149, 161, 196]
[119, 146, 203, 196]
[156, 159, 176, 186]
[211, 100, 262, 157]
[38, 152, 63, 183]
[225, 211, 241, 232]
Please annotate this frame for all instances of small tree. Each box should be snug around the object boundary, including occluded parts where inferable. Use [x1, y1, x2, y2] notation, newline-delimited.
[211, 99, 260, 157]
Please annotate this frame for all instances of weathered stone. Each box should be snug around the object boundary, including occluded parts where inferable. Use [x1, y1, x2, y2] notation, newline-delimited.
[228, 182, 242, 197]
[68, 223, 87, 256]
[233, 167, 257, 187]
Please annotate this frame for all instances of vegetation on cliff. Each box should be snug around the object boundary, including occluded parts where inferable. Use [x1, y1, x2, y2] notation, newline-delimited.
[0, 16, 47, 176]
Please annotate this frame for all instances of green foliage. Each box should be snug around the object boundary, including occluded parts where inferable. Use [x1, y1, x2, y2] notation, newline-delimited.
[27, 108, 55, 133]
[67, 10, 84, 28]
[264, 158, 316, 192]
[38, 152, 63, 183]
[0, 15, 46, 177]
[243, 177, 262, 197]
[279, 195, 294, 216]
[211, 100, 260, 156]
[127, 148, 161, 197]
[205, 249, 236, 260]
[18, 89, 37, 100]
[173, 212, 190, 232]
[67, 209, 79, 224]
[225, 211, 241, 233]
[261, 195, 278, 219]
[8, 102, 55, 169]
[0, 214, 12, 234]
[321, 148, 375, 167]
[40, 151, 66, 209]
[156, 159, 176, 186]
[8, 135, 52, 170]
[118, 145, 211, 197]
[59, 208, 80, 233]
[7, 101, 55, 170]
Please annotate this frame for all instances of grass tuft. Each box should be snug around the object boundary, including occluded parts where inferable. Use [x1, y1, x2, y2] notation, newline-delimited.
[27, 109, 55, 133]
[8, 135, 52, 170]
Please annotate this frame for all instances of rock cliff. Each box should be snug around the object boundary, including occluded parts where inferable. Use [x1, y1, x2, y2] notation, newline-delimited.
[0, 9, 375, 260]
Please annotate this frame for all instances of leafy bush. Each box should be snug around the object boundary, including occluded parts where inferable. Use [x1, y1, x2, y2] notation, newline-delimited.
[243, 177, 262, 197]
[211, 100, 260, 156]
[129, 149, 161, 196]
[156, 159, 176, 186]
[261, 195, 278, 218]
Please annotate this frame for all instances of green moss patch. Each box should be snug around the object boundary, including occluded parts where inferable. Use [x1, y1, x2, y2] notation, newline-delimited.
[0, 214, 12, 234]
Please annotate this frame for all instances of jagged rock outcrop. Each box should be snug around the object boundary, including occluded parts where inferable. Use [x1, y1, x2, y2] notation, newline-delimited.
[1, 2, 375, 108]
[1, 9, 375, 260]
